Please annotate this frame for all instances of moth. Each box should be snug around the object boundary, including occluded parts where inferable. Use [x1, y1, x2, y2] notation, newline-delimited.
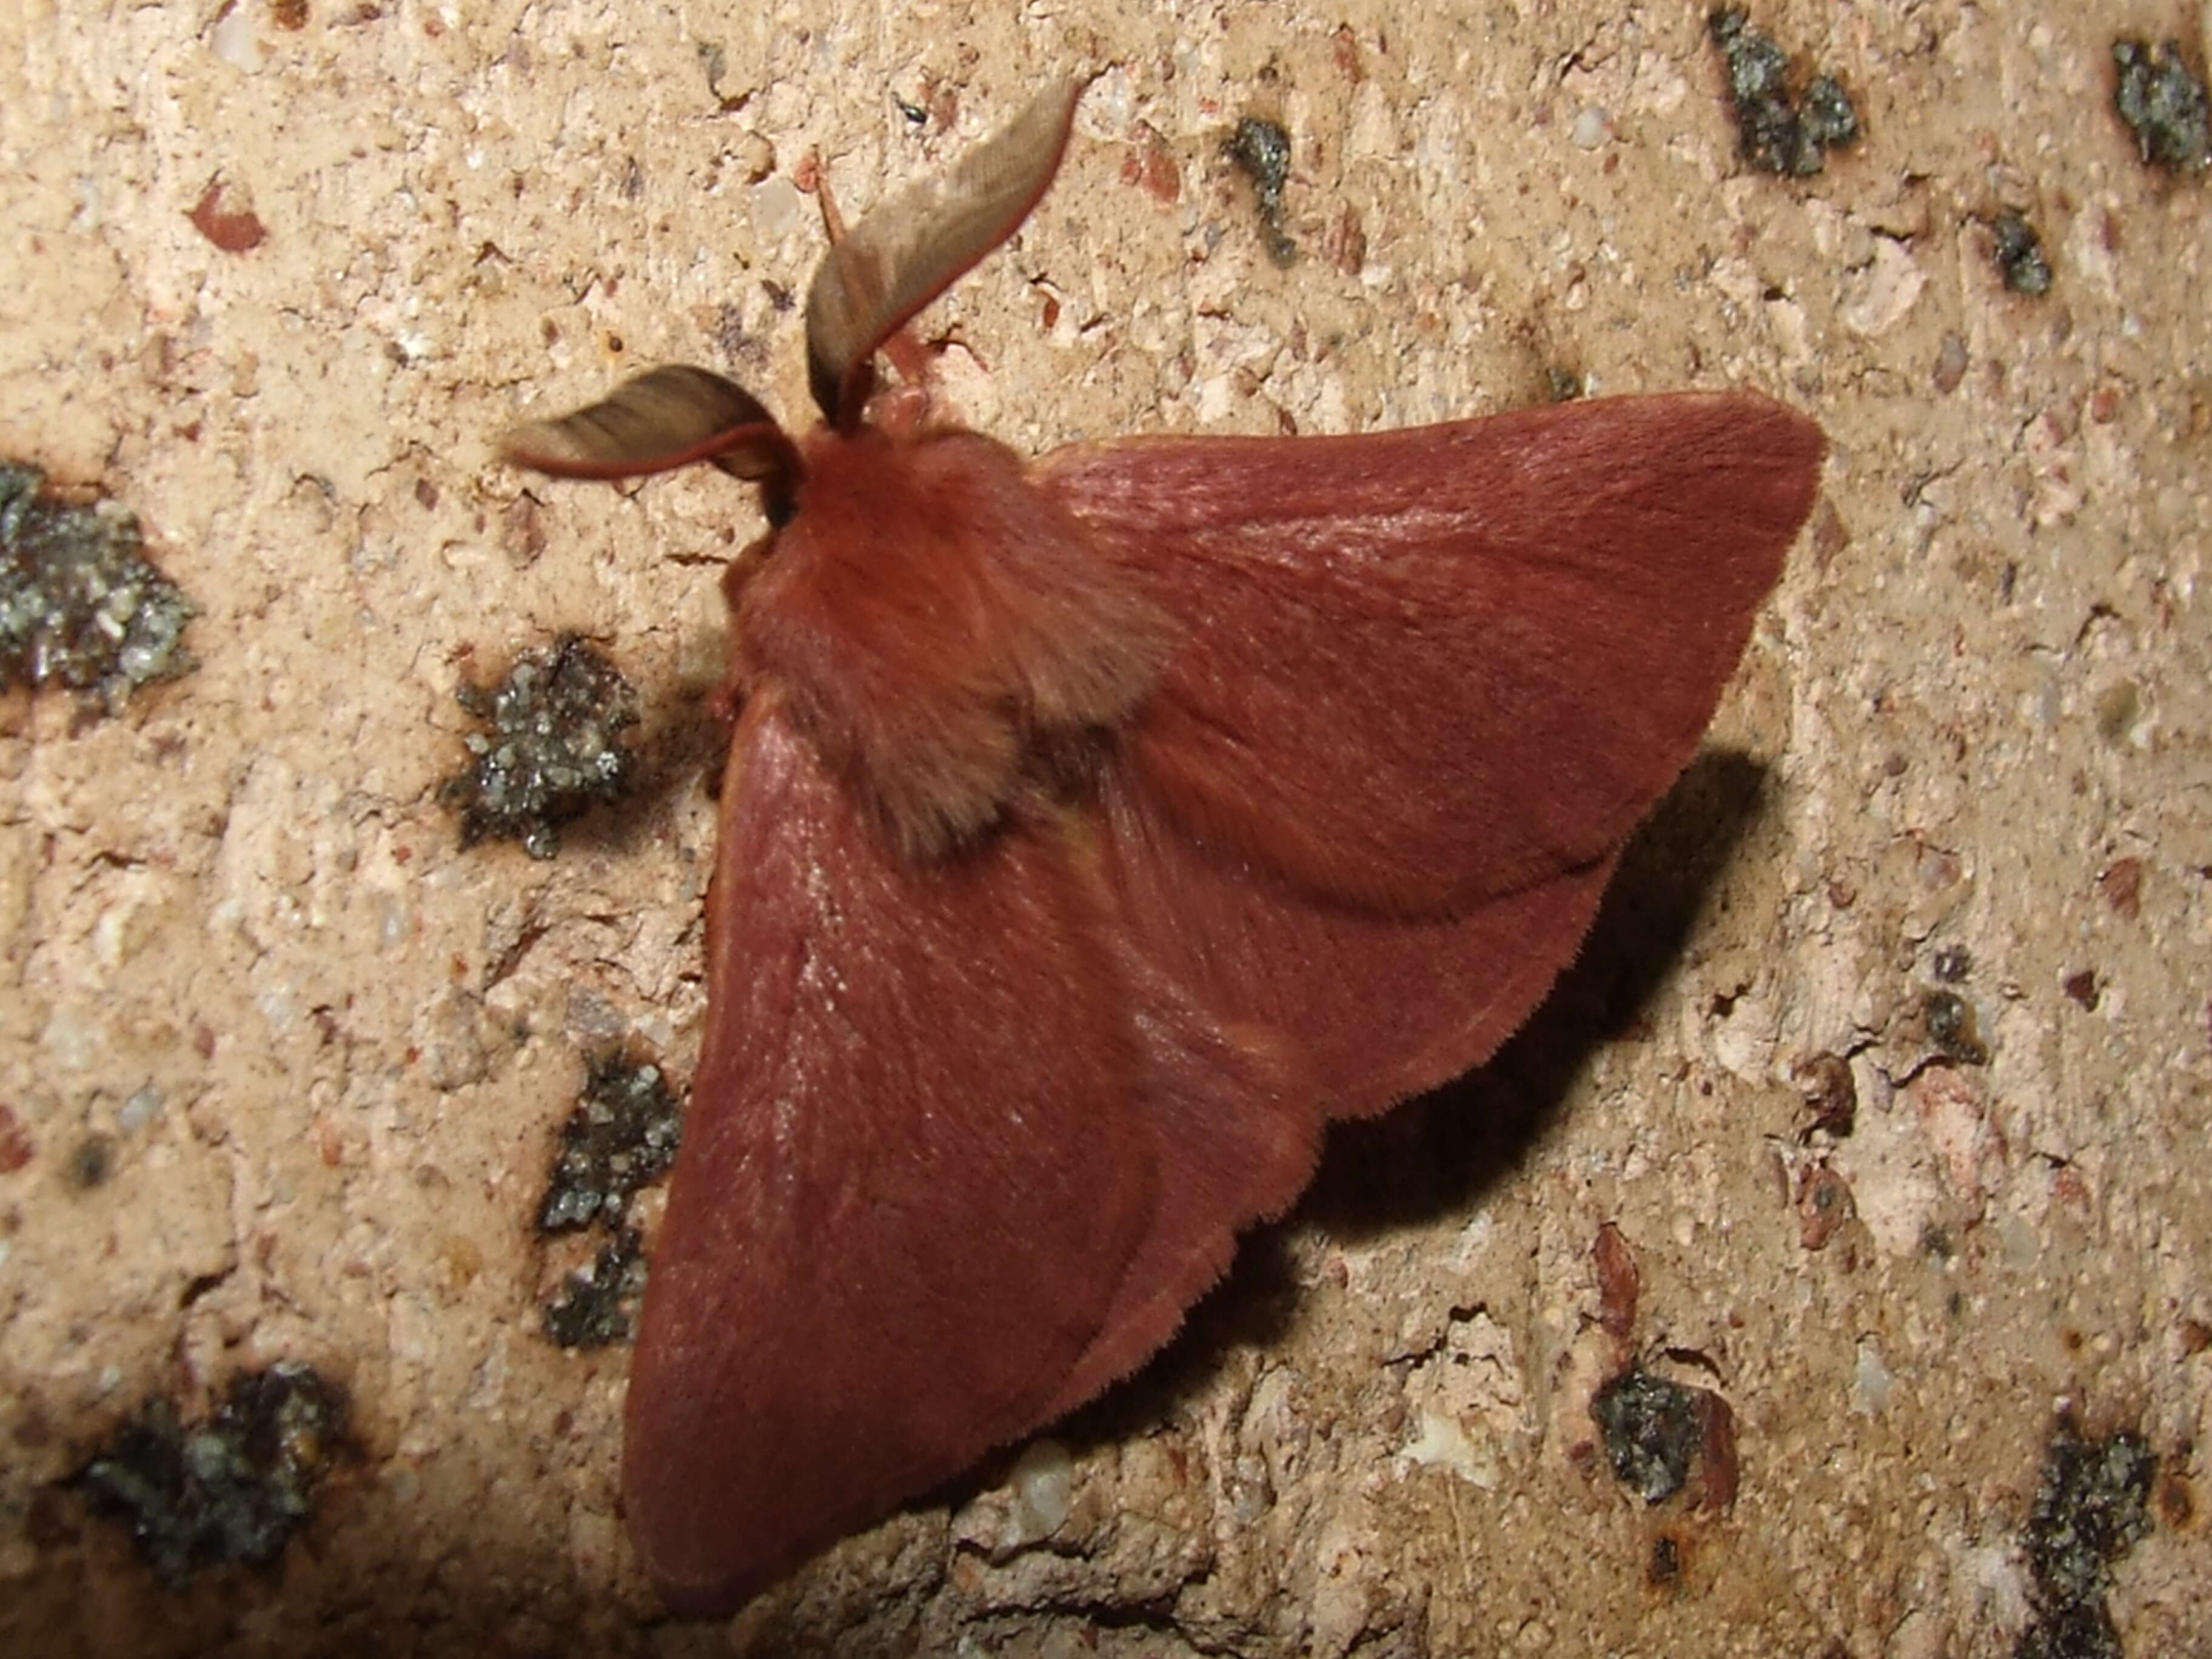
[503, 79, 1824, 1616]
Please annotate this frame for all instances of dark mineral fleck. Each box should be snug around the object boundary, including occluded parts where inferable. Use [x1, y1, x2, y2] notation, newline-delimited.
[1, 461, 196, 709]
[2062, 969, 2102, 1012]
[77, 1362, 346, 1590]
[534, 1048, 681, 1349]
[537, 1053, 682, 1233]
[1994, 213, 2054, 296]
[543, 1225, 649, 1349]
[1709, 8, 1861, 176]
[1647, 1530, 1683, 1588]
[1931, 944, 1973, 984]
[68, 1133, 115, 1190]
[1798, 74, 1859, 151]
[2111, 38, 2211, 172]
[1592, 1366, 1704, 1504]
[443, 634, 639, 859]
[1792, 1051, 1858, 1139]
[1920, 988, 1989, 1066]
[1227, 115, 1297, 264]
[2016, 1425, 2154, 1659]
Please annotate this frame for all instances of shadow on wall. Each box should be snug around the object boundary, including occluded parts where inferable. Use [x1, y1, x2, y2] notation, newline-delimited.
[1074, 745, 1774, 1431]
[1310, 744, 1774, 1238]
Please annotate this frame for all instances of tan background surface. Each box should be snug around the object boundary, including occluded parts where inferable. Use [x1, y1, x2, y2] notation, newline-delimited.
[3, 1, 2208, 1654]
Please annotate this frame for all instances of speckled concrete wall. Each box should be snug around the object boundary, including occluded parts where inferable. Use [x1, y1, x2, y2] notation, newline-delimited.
[2, 3, 2207, 1656]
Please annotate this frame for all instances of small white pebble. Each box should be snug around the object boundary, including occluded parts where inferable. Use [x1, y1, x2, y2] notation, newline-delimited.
[751, 176, 803, 243]
[118, 1085, 163, 1134]
[1010, 1438, 1074, 1540]
[210, 5, 262, 70]
[1570, 106, 1614, 150]
[1852, 1338, 1895, 1416]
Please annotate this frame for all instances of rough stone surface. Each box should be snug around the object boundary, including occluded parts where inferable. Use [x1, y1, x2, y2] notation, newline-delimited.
[3, 4, 2208, 1656]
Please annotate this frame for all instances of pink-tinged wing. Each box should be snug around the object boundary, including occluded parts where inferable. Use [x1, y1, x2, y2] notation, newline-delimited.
[1027, 794, 1620, 1418]
[1098, 773, 1620, 1121]
[1041, 392, 1823, 917]
[622, 693, 1157, 1617]
[1038, 937, 1322, 1420]
[1010, 397, 1818, 1410]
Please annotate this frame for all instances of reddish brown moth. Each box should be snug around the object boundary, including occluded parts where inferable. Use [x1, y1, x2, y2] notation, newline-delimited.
[503, 79, 1823, 1617]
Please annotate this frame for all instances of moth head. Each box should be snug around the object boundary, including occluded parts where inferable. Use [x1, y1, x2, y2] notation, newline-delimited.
[500, 78, 1084, 513]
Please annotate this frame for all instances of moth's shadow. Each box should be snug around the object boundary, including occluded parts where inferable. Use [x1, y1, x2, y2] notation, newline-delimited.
[561, 675, 732, 859]
[1064, 745, 1772, 1443]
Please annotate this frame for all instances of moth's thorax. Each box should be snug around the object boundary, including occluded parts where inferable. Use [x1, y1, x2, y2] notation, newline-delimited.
[732, 423, 1171, 860]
